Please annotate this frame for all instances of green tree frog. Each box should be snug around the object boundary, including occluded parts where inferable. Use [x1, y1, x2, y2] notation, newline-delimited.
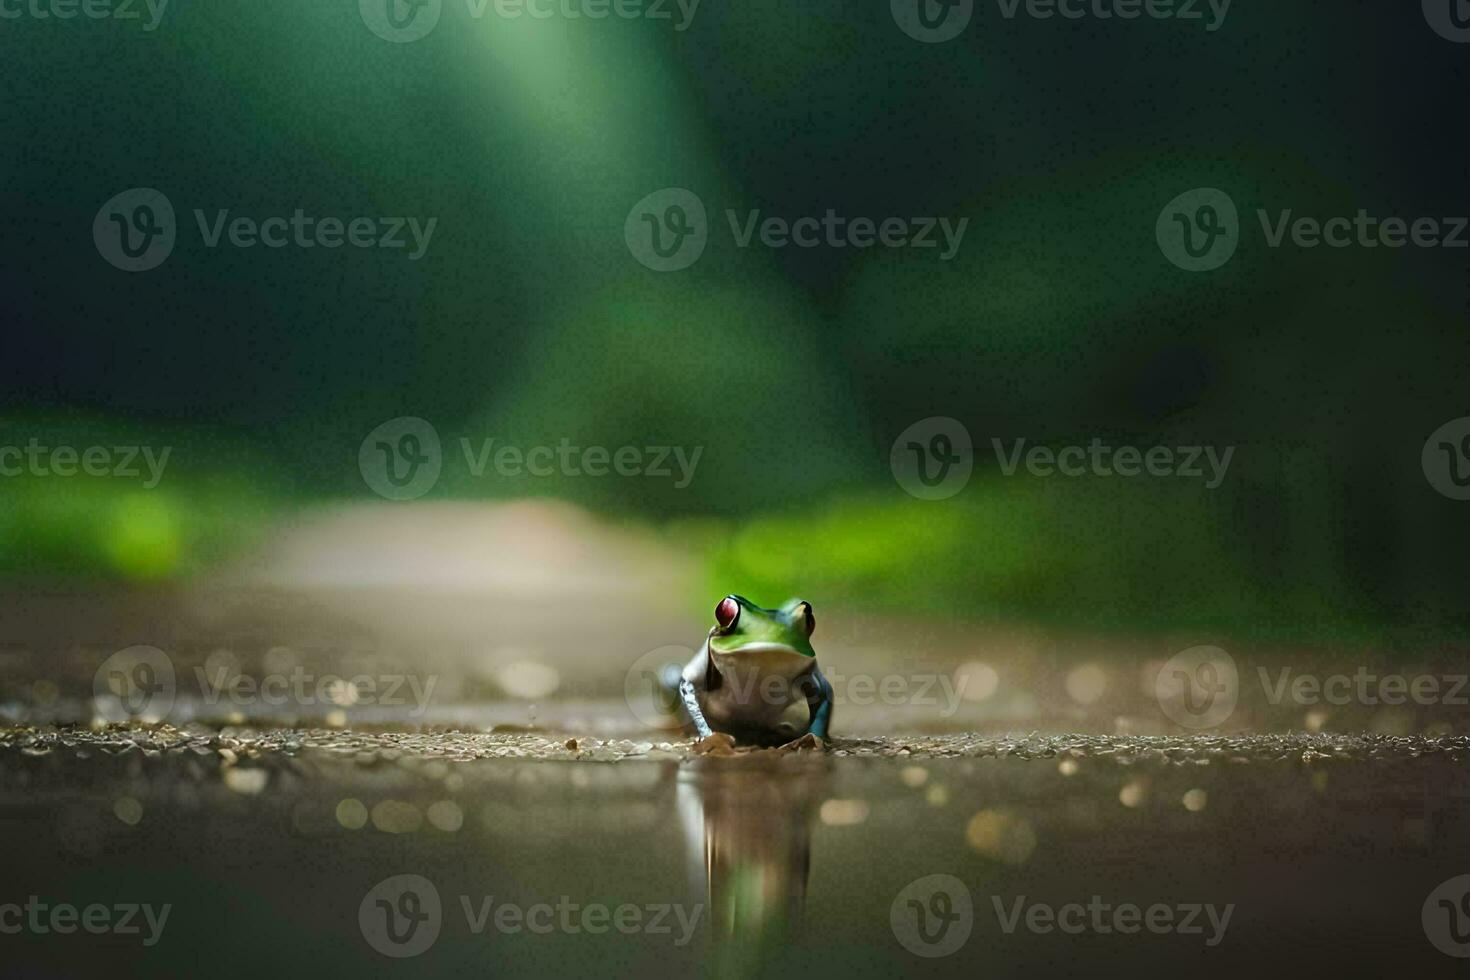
[675, 595, 834, 746]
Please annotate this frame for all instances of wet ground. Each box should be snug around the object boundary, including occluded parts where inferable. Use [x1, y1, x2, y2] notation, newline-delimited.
[4, 723, 1470, 978]
[2, 515, 1469, 977]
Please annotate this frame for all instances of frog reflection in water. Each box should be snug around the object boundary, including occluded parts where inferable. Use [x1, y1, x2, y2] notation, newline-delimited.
[677, 759, 827, 960]
[672, 596, 834, 749]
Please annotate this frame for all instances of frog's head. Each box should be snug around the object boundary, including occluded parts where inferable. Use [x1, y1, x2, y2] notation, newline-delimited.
[707, 595, 817, 664]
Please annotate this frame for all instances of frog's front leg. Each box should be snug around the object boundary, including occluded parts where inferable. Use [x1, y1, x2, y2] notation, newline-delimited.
[679, 678, 714, 739]
[799, 666, 834, 740]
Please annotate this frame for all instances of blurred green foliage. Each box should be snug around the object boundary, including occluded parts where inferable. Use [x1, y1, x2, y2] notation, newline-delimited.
[0, 418, 276, 581]
[2, 1, 1467, 645]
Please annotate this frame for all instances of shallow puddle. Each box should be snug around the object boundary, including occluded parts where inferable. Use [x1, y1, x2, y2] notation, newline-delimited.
[2, 725, 1468, 976]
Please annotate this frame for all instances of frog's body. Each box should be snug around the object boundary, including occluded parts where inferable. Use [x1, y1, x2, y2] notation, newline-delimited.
[675, 595, 834, 745]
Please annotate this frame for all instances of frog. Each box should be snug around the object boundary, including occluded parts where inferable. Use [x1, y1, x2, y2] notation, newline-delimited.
[672, 595, 834, 748]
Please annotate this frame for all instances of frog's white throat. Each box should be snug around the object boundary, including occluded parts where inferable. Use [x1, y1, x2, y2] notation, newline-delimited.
[709, 641, 813, 683]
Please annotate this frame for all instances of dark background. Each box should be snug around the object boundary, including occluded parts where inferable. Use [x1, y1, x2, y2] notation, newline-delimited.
[2, 0, 1468, 646]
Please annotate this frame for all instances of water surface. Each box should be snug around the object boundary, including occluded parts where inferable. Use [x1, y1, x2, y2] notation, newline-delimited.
[2, 725, 1466, 977]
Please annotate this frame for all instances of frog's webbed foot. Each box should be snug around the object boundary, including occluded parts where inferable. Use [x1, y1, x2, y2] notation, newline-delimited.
[776, 732, 826, 753]
[692, 732, 738, 756]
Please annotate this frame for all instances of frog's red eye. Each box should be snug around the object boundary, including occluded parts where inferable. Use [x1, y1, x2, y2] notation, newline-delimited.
[715, 597, 740, 631]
